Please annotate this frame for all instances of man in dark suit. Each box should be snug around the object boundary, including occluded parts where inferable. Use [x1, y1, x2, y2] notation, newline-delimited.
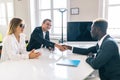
[63, 19, 120, 80]
[27, 19, 64, 51]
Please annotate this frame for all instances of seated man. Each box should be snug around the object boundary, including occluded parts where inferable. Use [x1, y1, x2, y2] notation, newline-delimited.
[27, 19, 64, 51]
[63, 18, 120, 80]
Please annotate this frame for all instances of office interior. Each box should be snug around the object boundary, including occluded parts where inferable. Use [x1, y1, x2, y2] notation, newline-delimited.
[0, 0, 120, 42]
[0, 0, 120, 80]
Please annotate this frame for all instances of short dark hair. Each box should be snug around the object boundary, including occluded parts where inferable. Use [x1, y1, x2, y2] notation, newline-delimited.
[93, 19, 108, 33]
[42, 19, 51, 24]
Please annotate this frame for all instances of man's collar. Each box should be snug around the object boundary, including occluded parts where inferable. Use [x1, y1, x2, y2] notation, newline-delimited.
[98, 34, 108, 48]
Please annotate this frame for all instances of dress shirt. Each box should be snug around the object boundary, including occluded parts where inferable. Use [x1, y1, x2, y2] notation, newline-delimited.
[93, 34, 108, 57]
[98, 34, 108, 48]
[43, 31, 46, 39]
[41, 31, 46, 48]
[1, 33, 29, 61]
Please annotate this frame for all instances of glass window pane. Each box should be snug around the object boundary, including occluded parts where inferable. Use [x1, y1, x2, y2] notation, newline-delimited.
[39, 0, 51, 9]
[0, 3, 6, 25]
[53, 0, 67, 8]
[109, 0, 120, 5]
[37, 0, 67, 35]
[107, 6, 120, 36]
[0, 3, 6, 18]
[107, 29, 120, 36]
[53, 10, 67, 27]
[0, 18, 6, 25]
[8, 17, 12, 24]
[108, 6, 120, 28]
[54, 28, 61, 34]
[53, 10, 61, 28]
[30, 0, 36, 31]
[40, 10, 51, 24]
[7, 2, 13, 18]
[53, 10, 67, 34]
[63, 28, 67, 35]
[54, 27, 66, 35]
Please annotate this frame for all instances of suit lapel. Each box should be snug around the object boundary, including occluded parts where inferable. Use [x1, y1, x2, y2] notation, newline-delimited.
[39, 27, 45, 48]
[96, 35, 111, 57]
[39, 27, 44, 38]
[45, 31, 49, 40]
[99, 35, 110, 49]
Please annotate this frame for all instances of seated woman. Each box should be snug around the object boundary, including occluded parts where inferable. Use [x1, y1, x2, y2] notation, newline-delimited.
[1, 18, 41, 61]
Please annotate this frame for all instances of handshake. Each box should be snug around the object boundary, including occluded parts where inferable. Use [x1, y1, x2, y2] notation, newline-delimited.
[55, 44, 72, 51]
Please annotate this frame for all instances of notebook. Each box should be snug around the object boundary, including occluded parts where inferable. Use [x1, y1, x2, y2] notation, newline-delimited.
[56, 59, 80, 67]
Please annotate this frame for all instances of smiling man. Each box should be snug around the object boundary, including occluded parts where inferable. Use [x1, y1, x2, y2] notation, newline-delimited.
[27, 19, 65, 51]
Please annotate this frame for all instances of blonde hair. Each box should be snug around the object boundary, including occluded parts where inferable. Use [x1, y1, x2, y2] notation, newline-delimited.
[7, 18, 22, 35]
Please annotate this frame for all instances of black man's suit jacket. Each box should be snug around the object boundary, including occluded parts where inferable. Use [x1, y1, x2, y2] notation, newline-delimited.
[73, 35, 120, 80]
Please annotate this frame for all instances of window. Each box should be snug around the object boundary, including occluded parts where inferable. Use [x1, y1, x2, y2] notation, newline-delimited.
[0, 3, 6, 25]
[0, 0, 13, 39]
[104, 0, 120, 37]
[33, 0, 67, 39]
[0, 0, 13, 26]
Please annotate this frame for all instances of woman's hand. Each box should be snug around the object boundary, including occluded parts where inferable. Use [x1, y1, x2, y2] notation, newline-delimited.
[29, 49, 41, 59]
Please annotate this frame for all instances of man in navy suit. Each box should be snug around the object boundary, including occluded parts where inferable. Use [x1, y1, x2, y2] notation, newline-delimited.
[27, 19, 64, 51]
[63, 19, 120, 80]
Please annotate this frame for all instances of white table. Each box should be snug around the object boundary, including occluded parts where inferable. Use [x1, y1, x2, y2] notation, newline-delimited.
[0, 42, 95, 80]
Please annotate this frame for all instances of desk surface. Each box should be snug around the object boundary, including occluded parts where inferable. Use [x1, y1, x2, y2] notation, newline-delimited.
[0, 46, 94, 80]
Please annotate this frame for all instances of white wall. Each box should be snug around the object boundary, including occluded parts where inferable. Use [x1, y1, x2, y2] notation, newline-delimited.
[13, 0, 31, 40]
[68, 0, 102, 21]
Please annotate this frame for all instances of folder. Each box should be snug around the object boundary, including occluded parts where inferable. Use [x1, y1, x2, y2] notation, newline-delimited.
[56, 59, 80, 67]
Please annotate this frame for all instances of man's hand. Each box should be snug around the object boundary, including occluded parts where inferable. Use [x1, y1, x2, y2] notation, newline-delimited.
[55, 44, 67, 51]
[62, 45, 72, 50]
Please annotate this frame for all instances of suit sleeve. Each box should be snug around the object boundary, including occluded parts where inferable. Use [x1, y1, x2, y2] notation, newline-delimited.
[86, 40, 119, 69]
[73, 46, 97, 55]
[31, 28, 55, 48]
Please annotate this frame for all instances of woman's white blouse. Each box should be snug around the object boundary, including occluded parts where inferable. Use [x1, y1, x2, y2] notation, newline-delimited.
[1, 33, 29, 61]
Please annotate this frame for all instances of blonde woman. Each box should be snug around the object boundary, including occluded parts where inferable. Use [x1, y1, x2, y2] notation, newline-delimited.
[1, 18, 41, 61]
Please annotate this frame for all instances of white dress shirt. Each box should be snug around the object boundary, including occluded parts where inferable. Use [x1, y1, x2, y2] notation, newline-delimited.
[43, 31, 46, 39]
[41, 31, 46, 48]
[97, 34, 108, 48]
[1, 33, 29, 61]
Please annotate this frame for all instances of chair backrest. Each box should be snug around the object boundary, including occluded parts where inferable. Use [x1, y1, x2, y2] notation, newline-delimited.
[0, 33, 3, 43]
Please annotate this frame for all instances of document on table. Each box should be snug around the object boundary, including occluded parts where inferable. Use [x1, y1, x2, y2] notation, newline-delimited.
[56, 59, 80, 67]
